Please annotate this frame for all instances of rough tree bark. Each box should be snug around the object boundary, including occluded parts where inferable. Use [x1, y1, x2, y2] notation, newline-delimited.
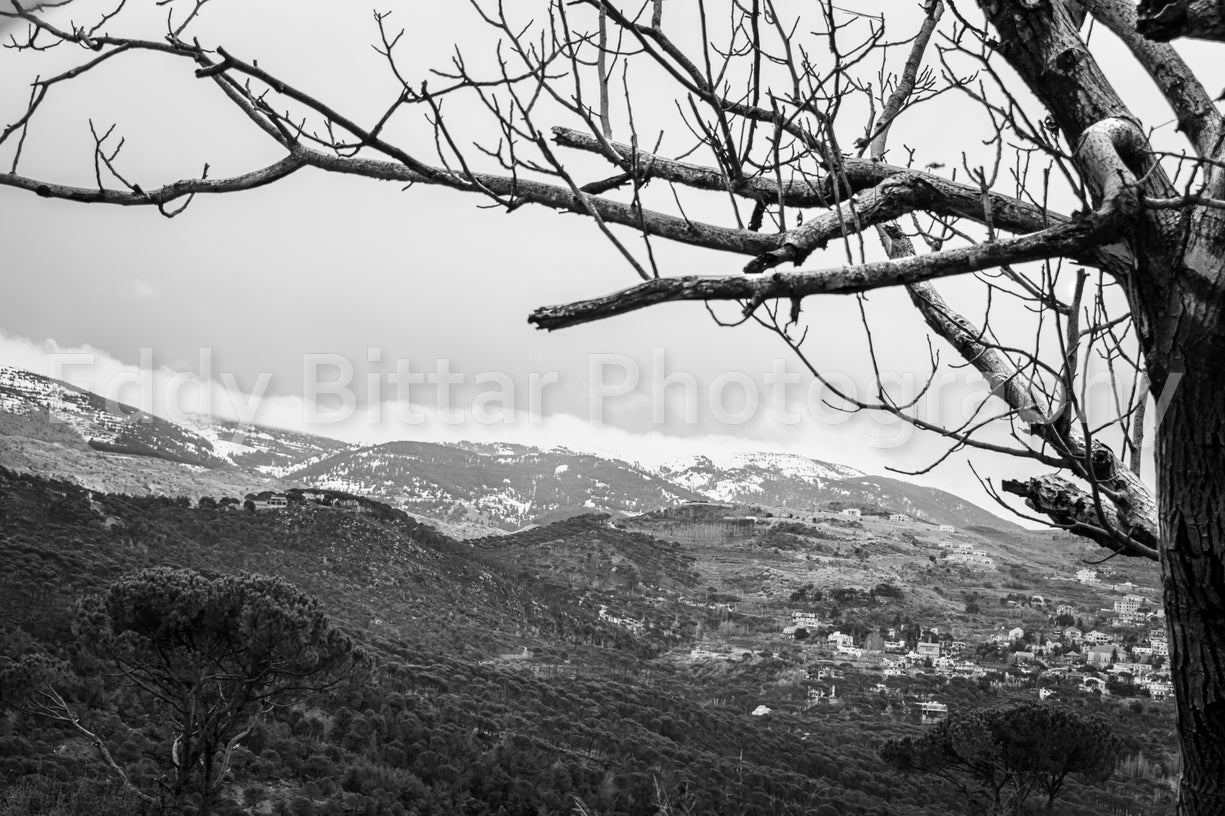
[1160, 358, 1225, 813]
[979, 2, 1225, 812]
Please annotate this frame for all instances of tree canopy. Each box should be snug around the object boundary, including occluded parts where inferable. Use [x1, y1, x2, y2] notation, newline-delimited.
[882, 700, 1121, 815]
[75, 568, 359, 815]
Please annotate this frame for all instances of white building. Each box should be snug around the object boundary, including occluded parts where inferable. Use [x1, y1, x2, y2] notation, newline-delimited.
[938, 524, 955, 533]
[251, 495, 288, 511]
[839, 508, 862, 520]
[792, 611, 821, 629]
[920, 701, 948, 723]
[889, 513, 911, 524]
[947, 551, 995, 568]
[1076, 568, 1099, 584]
[1114, 595, 1147, 615]
[1143, 679, 1173, 699]
[827, 632, 855, 649]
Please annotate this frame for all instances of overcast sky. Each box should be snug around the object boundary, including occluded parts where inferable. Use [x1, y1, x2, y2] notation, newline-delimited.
[1, 0, 1209, 514]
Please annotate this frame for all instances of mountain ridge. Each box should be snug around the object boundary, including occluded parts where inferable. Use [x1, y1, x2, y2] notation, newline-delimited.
[0, 365, 1023, 533]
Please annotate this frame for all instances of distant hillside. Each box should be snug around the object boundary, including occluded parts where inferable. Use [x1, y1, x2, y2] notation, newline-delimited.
[656, 451, 863, 502]
[819, 474, 1024, 531]
[181, 414, 349, 474]
[0, 366, 227, 468]
[0, 467, 1170, 816]
[286, 440, 706, 530]
[654, 452, 1022, 532]
[473, 513, 701, 593]
[0, 367, 350, 499]
[0, 468, 649, 656]
[0, 365, 1023, 533]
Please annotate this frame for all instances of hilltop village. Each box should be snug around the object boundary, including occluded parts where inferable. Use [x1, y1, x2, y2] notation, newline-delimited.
[775, 581, 1172, 711]
[612, 500, 1174, 722]
[184, 485, 1175, 731]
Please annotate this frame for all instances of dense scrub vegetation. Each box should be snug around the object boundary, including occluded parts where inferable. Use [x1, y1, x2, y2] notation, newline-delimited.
[0, 469, 1177, 815]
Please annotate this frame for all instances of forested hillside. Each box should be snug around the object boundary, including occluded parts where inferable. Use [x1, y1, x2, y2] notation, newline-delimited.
[0, 470, 1176, 815]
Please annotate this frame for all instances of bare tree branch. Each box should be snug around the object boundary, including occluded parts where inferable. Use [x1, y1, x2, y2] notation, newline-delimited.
[1137, 0, 1225, 42]
[1087, 0, 1223, 157]
[529, 209, 1116, 330]
[1001, 475, 1159, 559]
[551, 126, 1067, 235]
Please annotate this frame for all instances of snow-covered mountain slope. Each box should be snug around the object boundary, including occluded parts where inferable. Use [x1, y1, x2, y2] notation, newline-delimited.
[0, 366, 1021, 531]
[179, 414, 347, 474]
[0, 366, 227, 468]
[285, 440, 706, 531]
[656, 451, 863, 502]
[651, 451, 1011, 530]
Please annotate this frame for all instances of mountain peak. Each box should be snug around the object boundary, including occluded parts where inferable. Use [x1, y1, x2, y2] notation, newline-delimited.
[0, 365, 1019, 533]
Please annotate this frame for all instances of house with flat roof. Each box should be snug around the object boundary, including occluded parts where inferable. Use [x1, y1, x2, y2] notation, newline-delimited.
[920, 701, 948, 723]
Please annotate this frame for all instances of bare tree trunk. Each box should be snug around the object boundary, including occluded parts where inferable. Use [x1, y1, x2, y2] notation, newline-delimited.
[1158, 343, 1225, 815]
[199, 748, 216, 816]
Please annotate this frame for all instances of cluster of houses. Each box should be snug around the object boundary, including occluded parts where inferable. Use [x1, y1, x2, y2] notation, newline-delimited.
[886, 514, 952, 531]
[937, 540, 996, 569]
[780, 608, 1174, 700]
[1109, 593, 1164, 626]
[806, 624, 982, 677]
[785, 611, 821, 633]
[230, 491, 364, 512]
[1075, 568, 1100, 584]
[1049, 625, 1173, 697]
[250, 495, 288, 511]
[597, 604, 645, 636]
[1073, 568, 1149, 594]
